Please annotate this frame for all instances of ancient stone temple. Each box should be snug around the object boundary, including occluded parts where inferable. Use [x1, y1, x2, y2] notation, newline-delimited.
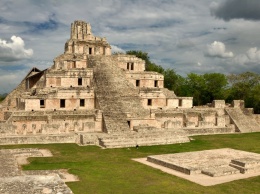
[0, 20, 260, 148]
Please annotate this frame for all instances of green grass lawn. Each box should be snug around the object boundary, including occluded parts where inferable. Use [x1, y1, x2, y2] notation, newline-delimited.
[1, 133, 260, 194]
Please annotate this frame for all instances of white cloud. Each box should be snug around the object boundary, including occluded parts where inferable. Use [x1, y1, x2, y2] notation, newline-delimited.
[111, 45, 125, 54]
[233, 47, 260, 65]
[205, 41, 234, 58]
[0, 36, 33, 62]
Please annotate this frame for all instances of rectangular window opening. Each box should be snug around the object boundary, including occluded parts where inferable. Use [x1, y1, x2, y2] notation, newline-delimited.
[78, 78, 82, 86]
[136, 80, 140, 87]
[154, 80, 158, 87]
[60, 99, 65, 108]
[40, 99, 45, 108]
[127, 120, 130, 127]
[148, 99, 152, 106]
[127, 63, 130, 70]
[131, 63, 134, 70]
[80, 99, 85, 107]
[89, 48, 92, 55]
[179, 99, 182, 107]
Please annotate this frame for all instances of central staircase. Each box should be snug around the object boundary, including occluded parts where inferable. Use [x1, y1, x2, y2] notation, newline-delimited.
[92, 56, 150, 133]
[90, 55, 190, 148]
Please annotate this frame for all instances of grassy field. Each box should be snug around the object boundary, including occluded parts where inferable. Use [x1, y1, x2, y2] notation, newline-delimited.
[1, 133, 260, 194]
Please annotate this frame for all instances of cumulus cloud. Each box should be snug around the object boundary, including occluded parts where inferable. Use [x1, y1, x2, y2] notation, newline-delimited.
[233, 47, 260, 65]
[0, 36, 33, 62]
[210, 0, 260, 21]
[205, 41, 234, 58]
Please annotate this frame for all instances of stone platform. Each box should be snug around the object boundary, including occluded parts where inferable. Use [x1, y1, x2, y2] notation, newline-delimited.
[134, 148, 260, 186]
[0, 148, 77, 194]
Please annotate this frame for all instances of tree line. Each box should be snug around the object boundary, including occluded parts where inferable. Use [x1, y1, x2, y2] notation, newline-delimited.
[126, 50, 260, 113]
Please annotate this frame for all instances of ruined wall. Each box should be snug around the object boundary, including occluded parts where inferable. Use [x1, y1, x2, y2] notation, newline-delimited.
[114, 55, 145, 72]
[166, 99, 179, 108]
[46, 69, 93, 88]
[154, 108, 228, 130]
[46, 77, 91, 88]
[129, 118, 160, 130]
[254, 115, 260, 125]
[126, 72, 164, 88]
[24, 96, 94, 111]
[1, 110, 102, 136]
[1, 77, 27, 108]
[212, 100, 226, 108]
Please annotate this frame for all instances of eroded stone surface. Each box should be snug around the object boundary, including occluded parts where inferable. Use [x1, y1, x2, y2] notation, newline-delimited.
[0, 148, 76, 194]
[134, 148, 260, 186]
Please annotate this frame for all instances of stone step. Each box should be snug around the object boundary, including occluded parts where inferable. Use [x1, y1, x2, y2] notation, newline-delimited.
[229, 158, 260, 173]
[201, 166, 240, 177]
[98, 132, 190, 148]
[225, 108, 260, 132]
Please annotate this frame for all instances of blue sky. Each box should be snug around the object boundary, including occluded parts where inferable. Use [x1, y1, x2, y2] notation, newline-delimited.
[1, 0, 260, 93]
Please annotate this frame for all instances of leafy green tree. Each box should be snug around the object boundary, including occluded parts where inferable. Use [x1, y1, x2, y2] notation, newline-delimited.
[227, 72, 260, 113]
[203, 73, 228, 101]
[185, 73, 207, 105]
[227, 72, 260, 100]
[163, 69, 179, 91]
[248, 84, 260, 113]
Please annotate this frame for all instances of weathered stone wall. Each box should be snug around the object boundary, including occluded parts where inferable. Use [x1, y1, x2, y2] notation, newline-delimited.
[254, 115, 260, 125]
[0, 108, 5, 121]
[125, 72, 164, 88]
[0, 134, 77, 145]
[114, 55, 145, 72]
[154, 108, 228, 130]
[46, 69, 93, 88]
[1, 110, 102, 136]
[231, 100, 245, 108]
[179, 98, 193, 108]
[24, 96, 94, 111]
[212, 100, 226, 108]
[1, 76, 27, 108]
[141, 98, 167, 108]
[129, 118, 159, 130]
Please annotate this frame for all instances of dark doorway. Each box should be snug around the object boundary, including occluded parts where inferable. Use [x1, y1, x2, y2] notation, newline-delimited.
[136, 80, 140, 87]
[60, 99, 65, 108]
[78, 78, 82, 86]
[80, 99, 85, 107]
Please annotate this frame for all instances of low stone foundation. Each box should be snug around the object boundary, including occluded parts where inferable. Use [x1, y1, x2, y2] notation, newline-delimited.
[0, 148, 77, 193]
[134, 148, 260, 186]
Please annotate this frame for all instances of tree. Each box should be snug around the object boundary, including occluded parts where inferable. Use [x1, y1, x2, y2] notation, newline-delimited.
[227, 72, 260, 113]
[185, 73, 207, 105]
[227, 72, 260, 100]
[203, 73, 228, 101]
[163, 69, 179, 91]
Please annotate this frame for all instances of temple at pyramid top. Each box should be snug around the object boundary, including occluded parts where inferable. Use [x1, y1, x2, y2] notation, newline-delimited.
[70, 20, 92, 40]
[65, 20, 111, 55]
